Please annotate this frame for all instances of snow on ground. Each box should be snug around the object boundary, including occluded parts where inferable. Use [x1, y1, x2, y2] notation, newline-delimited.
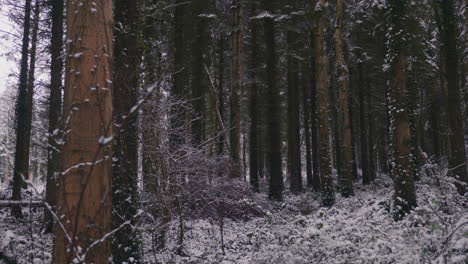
[1, 173, 467, 263]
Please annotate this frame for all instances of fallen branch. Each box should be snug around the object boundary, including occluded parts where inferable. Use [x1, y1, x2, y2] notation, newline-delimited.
[0, 200, 44, 207]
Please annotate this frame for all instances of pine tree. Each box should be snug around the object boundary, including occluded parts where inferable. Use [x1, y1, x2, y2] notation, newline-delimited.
[264, 0, 283, 201]
[386, 0, 417, 219]
[334, 0, 354, 196]
[287, 0, 302, 193]
[112, 0, 142, 262]
[11, 0, 33, 218]
[52, 0, 113, 262]
[45, 0, 64, 232]
[315, 0, 334, 206]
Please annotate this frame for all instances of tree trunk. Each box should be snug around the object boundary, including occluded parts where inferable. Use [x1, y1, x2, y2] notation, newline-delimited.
[229, 0, 242, 178]
[171, 0, 188, 148]
[287, 0, 302, 193]
[112, 0, 142, 262]
[387, 0, 417, 220]
[264, 0, 283, 201]
[45, 0, 64, 232]
[217, 36, 225, 155]
[302, 62, 313, 189]
[366, 81, 376, 181]
[439, 0, 468, 194]
[334, 0, 353, 197]
[52, 0, 113, 262]
[358, 61, 370, 185]
[249, 0, 259, 192]
[11, 0, 32, 218]
[316, 0, 334, 206]
[310, 32, 320, 191]
[191, 0, 210, 145]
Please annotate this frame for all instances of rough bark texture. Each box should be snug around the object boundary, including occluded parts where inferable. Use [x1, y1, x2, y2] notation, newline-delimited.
[439, 0, 468, 194]
[287, 0, 302, 193]
[264, 0, 283, 201]
[11, 0, 32, 219]
[316, 0, 334, 206]
[229, 0, 243, 178]
[112, 0, 142, 262]
[249, 0, 259, 192]
[52, 0, 113, 262]
[45, 0, 64, 232]
[334, 0, 354, 197]
[387, 0, 417, 220]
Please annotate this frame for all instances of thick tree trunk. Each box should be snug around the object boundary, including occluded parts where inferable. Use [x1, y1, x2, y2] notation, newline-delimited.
[387, 0, 417, 220]
[439, 0, 468, 194]
[334, 0, 353, 197]
[287, 0, 302, 193]
[316, 0, 334, 206]
[229, 0, 242, 178]
[45, 0, 64, 232]
[112, 0, 142, 262]
[249, 0, 259, 192]
[52, 0, 113, 262]
[11, 0, 32, 218]
[264, 0, 283, 201]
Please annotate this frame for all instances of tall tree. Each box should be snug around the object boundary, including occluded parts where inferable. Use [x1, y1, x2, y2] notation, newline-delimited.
[172, 0, 187, 147]
[229, 0, 243, 178]
[436, 0, 468, 194]
[191, 0, 210, 145]
[11, 0, 33, 218]
[287, 0, 302, 193]
[249, 0, 259, 192]
[264, 0, 283, 201]
[52, 0, 113, 262]
[302, 60, 313, 188]
[334, 0, 354, 196]
[45, 0, 64, 232]
[310, 33, 320, 191]
[112, 0, 142, 262]
[315, 0, 334, 206]
[386, 0, 417, 219]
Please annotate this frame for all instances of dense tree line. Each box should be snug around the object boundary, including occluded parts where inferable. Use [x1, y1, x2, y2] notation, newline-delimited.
[0, 0, 466, 263]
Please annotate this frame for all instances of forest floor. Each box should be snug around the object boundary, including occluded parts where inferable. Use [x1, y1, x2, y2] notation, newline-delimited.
[0, 172, 467, 264]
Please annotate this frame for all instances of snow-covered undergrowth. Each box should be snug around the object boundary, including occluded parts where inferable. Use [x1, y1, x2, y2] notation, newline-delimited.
[1, 173, 467, 264]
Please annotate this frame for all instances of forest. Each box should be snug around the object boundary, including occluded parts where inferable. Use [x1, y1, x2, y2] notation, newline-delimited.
[0, 0, 467, 263]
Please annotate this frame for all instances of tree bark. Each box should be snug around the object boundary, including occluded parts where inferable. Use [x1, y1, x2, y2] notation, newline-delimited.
[52, 0, 113, 262]
[316, 0, 334, 206]
[439, 0, 468, 194]
[264, 0, 283, 201]
[45, 0, 64, 232]
[310, 32, 320, 191]
[229, 0, 242, 178]
[287, 0, 302, 193]
[387, 0, 417, 220]
[334, 0, 354, 197]
[112, 0, 142, 262]
[191, 0, 210, 145]
[249, 0, 259, 192]
[11, 0, 32, 218]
